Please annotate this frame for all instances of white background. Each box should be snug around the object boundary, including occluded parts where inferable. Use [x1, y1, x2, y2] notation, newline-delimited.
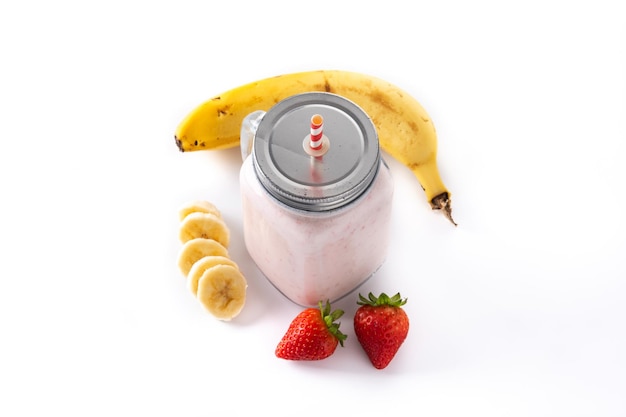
[1, 1, 625, 416]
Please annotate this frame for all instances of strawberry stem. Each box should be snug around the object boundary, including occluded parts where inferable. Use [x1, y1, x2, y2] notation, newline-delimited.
[319, 300, 347, 347]
[357, 292, 407, 308]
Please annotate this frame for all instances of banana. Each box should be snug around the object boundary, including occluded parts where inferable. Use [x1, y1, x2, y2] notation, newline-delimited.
[174, 70, 455, 225]
[196, 264, 247, 321]
[179, 211, 230, 247]
[187, 255, 238, 296]
[177, 237, 229, 276]
[177, 200, 248, 320]
[178, 200, 222, 221]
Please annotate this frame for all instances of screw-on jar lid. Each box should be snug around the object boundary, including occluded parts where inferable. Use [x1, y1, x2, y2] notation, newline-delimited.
[252, 92, 380, 212]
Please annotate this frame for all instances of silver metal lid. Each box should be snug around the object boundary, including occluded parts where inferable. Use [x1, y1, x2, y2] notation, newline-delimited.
[252, 92, 380, 211]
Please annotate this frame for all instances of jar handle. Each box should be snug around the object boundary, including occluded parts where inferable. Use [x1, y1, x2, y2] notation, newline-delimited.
[240, 110, 266, 161]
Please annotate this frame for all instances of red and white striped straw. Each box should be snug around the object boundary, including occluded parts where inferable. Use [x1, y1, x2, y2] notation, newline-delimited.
[309, 114, 324, 150]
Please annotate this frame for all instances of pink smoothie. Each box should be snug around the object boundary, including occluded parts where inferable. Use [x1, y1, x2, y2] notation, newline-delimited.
[240, 157, 393, 306]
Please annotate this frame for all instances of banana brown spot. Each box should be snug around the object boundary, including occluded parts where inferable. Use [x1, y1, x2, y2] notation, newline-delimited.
[318, 73, 332, 92]
[217, 105, 231, 117]
[368, 90, 396, 114]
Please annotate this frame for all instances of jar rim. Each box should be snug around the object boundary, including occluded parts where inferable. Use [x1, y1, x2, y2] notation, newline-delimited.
[252, 92, 380, 212]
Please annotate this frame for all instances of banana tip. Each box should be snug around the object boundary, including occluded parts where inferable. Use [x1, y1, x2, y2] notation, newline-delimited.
[174, 135, 185, 152]
[431, 193, 457, 226]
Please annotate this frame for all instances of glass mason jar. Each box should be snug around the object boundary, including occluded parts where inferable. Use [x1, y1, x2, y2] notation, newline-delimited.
[239, 93, 393, 307]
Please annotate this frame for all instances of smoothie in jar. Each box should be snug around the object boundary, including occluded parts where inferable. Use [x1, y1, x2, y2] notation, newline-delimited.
[239, 93, 394, 307]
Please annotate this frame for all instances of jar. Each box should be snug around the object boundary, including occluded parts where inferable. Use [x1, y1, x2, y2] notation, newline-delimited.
[239, 92, 393, 306]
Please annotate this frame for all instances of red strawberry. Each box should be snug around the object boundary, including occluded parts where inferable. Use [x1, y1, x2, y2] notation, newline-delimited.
[354, 292, 409, 369]
[275, 300, 347, 361]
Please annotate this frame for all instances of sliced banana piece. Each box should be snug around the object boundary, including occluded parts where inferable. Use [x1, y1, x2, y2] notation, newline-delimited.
[187, 255, 239, 296]
[177, 238, 229, 276]
[179, 211, 230, 247]
[197, 264, 247, 321]
[178, 200, 222, 221]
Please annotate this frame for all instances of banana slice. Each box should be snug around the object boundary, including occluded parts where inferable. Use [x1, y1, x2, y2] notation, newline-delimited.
[196, 264, 247, 321]
[177, 238, 229, 276]
[178, 200, 222, 221]
[187, 255, 239, 296]
[179, 211, 230, 247]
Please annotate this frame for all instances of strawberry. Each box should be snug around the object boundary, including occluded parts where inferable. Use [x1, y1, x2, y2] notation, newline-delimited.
[354, 292, 409, 369]
[275, 300, 347, 361]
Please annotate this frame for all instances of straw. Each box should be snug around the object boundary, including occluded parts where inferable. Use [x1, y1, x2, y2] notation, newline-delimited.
[309, 114, 324, 150]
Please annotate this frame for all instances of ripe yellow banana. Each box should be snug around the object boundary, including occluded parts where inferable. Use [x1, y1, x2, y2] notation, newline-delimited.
[177, 238, 229, 277]
[187, 255, 238, 296]
[174, 70, 455, 225]
[179, 211, 230, 247]
[197, 264, 247, 321]
[177, 200, 248, 320]
[178, 200, 222, 221]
